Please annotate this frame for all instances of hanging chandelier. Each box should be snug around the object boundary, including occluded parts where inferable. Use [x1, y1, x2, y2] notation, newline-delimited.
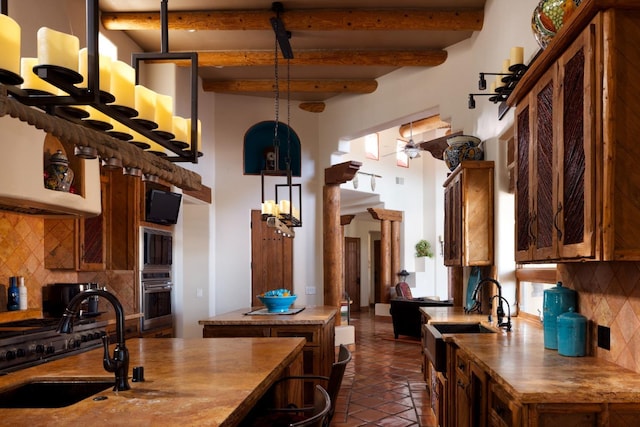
[260, 2, 301, 238]
[0, 0, 200, 166]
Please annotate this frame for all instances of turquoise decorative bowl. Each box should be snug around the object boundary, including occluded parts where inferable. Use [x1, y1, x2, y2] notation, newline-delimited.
[258, 295, 297, 313]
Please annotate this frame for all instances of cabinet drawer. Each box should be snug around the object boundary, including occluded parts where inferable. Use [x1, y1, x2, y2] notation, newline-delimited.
[202, 325, 270, 338]
[455, 349, 470, 378]
[489, 381, 521, 427]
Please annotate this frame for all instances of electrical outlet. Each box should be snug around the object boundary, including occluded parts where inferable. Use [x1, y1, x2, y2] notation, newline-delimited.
[305, 286, 316, 295]
[597, 325, 610, 350]
[196, 288, 203, 298]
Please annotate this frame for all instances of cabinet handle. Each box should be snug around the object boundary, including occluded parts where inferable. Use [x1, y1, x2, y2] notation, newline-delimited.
[458, 362, 466, 370]
[554, 202, 563, 241]
[457, 379, 467, 389]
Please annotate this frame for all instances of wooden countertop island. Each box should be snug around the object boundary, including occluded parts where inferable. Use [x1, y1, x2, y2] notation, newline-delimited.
[0, 337, 305, 426]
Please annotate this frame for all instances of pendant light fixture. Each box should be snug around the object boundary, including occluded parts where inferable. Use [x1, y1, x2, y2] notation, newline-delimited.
[260, 2, 301, 238]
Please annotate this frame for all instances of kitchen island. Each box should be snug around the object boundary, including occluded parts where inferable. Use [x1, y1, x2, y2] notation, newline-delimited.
[200, 306, 336, 376]
[0, 337, 305, 426]
[421, 307, 640, 426]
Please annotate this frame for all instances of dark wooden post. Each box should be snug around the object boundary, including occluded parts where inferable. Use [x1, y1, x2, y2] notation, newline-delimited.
[368, 208, 403, 303]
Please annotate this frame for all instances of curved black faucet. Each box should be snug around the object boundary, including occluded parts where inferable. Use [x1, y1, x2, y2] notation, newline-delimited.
[465, 278, 507, 330]
[490, 295, 512, 331]
[56, 288, 130, 391]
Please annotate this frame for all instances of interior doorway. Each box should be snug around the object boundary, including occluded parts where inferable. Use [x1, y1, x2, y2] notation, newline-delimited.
[344, 237, 361, 312]
[250, 210, 293, 306]
[373, 239, 381, 304]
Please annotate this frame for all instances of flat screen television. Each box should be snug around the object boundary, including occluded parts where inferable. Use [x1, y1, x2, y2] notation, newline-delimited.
[146, 189, 182, 225]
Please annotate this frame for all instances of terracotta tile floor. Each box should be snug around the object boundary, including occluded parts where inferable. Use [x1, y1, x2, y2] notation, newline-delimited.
[332, 310, 437, 427]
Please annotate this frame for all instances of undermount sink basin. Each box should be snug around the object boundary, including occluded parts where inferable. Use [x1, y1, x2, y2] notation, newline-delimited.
[424, 322, 497, 373]
[431, 322, 496, 334]
[0, 380, 113, 408]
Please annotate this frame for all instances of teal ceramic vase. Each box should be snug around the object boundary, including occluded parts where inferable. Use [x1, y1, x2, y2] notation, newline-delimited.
[532, 0, 582, 49]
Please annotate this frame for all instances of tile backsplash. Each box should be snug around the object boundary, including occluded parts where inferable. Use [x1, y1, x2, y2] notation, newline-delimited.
[559, 262, 640, 373]
[0, 213, 76, 312]
[0, 212, 136, 316]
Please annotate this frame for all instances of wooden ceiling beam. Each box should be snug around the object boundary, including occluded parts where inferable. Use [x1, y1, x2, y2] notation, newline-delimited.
[174, 50, 447, 67]
[101, 8, 484, 32]
[202, 79, 378, 94]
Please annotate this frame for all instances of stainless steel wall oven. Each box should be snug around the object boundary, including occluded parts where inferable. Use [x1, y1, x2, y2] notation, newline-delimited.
[140, 227, 174, 332]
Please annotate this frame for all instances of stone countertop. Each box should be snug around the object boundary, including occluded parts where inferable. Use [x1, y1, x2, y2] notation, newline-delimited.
[421, 307, 640, 404]
[199, 306, 337, 326]
[0, 337, 305, 426]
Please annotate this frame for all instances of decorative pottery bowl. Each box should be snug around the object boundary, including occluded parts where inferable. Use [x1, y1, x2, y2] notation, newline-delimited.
[258, 292, 297, 313]
[443, 135, 483, 171]
[532, 0, 582, 49]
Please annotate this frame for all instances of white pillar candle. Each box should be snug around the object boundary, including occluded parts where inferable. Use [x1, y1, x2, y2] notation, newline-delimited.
[80, 105, 111, 123]
[78, 48, 112, 92]
[495, 75, 504, 90]
[135, 85, 156, 122]
[110, 117, 130, 134]
[186, 118, 202, 150]
[154, 93, 173, 133]
[172, 116, 188, 142]
[510, 46, 524, 66]
[37, 27, 80, 71]
[20, 57, 61, 94]
[502, 59, 511, 74]
[279, 199, 291, 216]
[0, 15, 21, 75]
[489, 81, 496, 94]
[110, 60, 135, 108]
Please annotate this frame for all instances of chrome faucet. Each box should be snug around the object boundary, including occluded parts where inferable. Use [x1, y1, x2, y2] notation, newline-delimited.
[57, 288, 130, 391]
[464, 278, 510, 330]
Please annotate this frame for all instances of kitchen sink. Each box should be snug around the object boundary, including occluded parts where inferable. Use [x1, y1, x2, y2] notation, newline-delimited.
[0, 380, 113, 408]
[424, 322, 497, 373]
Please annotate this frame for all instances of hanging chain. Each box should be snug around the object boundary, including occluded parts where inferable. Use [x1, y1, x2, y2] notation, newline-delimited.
[285, 58, 292, 170]
[273, 23, 280, 150]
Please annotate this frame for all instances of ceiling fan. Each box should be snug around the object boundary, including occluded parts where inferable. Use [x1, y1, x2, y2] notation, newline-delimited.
[383, 122, 422, 159]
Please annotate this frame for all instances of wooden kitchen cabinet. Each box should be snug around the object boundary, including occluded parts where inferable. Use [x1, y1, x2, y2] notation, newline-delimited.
[44, 170, 138, 271]
[488, 381, 521, 427]
[512, 9, 640, 262]
[448, 345, 488, 427]
[514, 21, 595, 263]
[443, 161, 494, 267]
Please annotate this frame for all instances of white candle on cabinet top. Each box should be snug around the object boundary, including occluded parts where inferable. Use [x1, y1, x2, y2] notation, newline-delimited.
[78, 48, 112, 92]
[110, 60, 135, 108]
[37, 27, 80, 71]
[510, 46, 524, 66]
[0, 15, 21, 75]
[135, 85, 156, 122]
[154, 93, 173, 133]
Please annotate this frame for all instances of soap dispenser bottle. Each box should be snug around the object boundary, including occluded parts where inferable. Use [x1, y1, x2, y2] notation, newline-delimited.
[18, 276, 27, 310]
[7, 276, 19, 311]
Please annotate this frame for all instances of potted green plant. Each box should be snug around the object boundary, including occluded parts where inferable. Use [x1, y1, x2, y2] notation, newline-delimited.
[415, 239, 434, 258]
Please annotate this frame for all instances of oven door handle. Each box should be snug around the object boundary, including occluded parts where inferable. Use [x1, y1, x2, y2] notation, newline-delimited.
[143, 284, 173, 292]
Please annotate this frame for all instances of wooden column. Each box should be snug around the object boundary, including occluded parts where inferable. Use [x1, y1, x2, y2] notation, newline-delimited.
[368, 208, 403, 303]
[323, 161, 361, 324]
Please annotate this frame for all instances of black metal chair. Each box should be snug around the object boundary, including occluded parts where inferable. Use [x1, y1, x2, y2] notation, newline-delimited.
[246, 344, 352, 426]
[244, 384, 331, 427]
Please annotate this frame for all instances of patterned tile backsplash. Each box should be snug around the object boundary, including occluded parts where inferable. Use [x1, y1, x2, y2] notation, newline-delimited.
[559, 262, 640, 373]
[0, 212, 136, 317]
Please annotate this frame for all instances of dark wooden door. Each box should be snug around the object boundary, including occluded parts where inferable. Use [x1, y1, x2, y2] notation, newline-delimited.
[250, 210, 293, 307]
[344, 237, 360, 312]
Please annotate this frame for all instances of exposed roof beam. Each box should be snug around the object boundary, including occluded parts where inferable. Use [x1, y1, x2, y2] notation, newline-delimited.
[203, 79, 378, 94]
[169, 50, 447, 67]
[101, 8, 484, 32]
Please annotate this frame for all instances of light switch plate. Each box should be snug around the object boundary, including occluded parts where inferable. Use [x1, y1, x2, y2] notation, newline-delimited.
[305, 286, 316, 295]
